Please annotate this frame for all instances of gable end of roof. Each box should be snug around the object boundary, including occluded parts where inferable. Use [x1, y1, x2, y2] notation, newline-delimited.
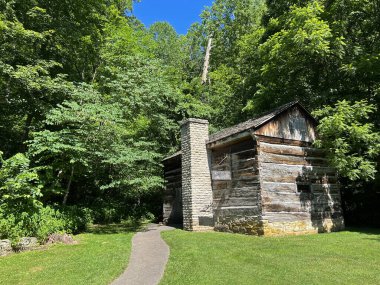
[207, 101, 317, 144]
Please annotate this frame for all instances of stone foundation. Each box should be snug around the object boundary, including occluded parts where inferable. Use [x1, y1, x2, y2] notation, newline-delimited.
[262, 218, 345, 236]
[215, 219, 264, 236]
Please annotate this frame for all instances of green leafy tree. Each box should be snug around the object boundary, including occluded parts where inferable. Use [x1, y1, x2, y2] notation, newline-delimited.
[244, 2, 345, 113]
[29, 84, 163, 206]
[313, 100, 380, 181]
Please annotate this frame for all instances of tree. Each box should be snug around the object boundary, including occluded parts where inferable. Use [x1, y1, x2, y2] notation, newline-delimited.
[243, 2, 345, 113]
[313, 100, 380, 181]
[28, 83, 163, 206]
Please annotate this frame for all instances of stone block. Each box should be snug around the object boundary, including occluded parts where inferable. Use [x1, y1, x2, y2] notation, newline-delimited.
[17, 237, 38, 251]
[0, 239, 12, 256]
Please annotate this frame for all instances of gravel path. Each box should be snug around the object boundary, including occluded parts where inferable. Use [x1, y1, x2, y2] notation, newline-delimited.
[110, 224, 175, 285]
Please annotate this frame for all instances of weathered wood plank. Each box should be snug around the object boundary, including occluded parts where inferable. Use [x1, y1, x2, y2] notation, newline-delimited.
[260, 163, 336, 174]
[262, 182, 297, 193]
[262, 191, 341, 203]
[259, 142, 325, 157]
[261, 182, 340, 194]
[260, 152, 328, 166]
[232, 173, 260, 181]
[211, 164, 230, 171]
[232, 167, 259, 177]
[165, 179, 181, 186]
[231, 158, 257, 170]
[263, 200, 342, 212]
[261, 174, 338, 184]
[256, 135, 313, 147]
[214, 197, 260, 207]
[214, 206, 261, 217]
[231, 150, 256, 160]
[232, 180, 260, 188]
[263, 203, 310, 213]
[164, 168, 182, 176]
[254, 107, 316, 142]
[260, 163, 337, 183]
[262, 212, 311, 222]
[231, 148, 256, 156]
[213, 187, 261, 199]
[212, 181, 231, 191]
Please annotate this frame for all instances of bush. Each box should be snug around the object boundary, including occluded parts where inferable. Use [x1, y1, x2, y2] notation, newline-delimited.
[60, 206, 94, 234]
[0, 206, 66, 242]
[0, 152, 43, 215]
[0, 206, 94, 243]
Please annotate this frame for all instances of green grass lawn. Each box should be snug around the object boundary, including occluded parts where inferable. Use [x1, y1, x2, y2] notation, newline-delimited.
[0, 223, 138, 285]
[161, 228, 380, 285]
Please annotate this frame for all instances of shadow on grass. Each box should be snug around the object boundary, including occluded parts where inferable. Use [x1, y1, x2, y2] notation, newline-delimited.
[87, 219, 148, 234]
[344, 227, 380, 242]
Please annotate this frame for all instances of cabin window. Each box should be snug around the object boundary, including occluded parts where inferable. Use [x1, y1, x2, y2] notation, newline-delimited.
[296, 183, 311, 194]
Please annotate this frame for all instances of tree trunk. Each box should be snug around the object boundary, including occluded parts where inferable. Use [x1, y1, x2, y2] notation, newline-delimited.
[202, 37, 213, 84]
[63, 166, 74, 206]
[22, 114, 33, 143]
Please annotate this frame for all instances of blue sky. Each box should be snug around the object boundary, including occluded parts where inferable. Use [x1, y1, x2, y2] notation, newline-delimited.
[133, 0, 214, 34]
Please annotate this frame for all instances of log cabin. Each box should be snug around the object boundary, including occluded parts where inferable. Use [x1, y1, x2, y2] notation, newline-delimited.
[162, 102, 345, 236]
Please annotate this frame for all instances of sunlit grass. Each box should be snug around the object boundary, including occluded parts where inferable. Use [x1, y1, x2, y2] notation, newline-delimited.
[161, 228, 380, 285]
[0, 222, 139, 285]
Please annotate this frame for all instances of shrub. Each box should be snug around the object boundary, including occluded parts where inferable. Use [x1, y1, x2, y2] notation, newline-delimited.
[0, 152, 43, 215]
[60, 206, 94, 234]
[0, 206, 66, 242]
[0, 152, 93, 242]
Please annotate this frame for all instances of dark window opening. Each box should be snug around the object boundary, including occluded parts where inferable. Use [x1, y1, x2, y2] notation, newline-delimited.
[297, 183, 311, 194]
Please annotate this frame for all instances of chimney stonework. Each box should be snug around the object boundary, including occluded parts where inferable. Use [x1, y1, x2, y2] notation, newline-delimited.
[180, 118, 214, 231]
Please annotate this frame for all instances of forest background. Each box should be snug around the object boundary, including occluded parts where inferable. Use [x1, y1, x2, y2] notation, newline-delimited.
[0, 0, 379, 241]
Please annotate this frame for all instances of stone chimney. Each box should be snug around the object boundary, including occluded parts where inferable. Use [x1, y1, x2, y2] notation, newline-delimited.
[180, 118, 214, 231]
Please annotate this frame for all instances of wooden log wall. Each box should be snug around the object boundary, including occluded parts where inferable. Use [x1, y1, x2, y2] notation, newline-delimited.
[256, 136, 345, 235]
[163, 155, 183, 225]
[211, 139, 263, 235]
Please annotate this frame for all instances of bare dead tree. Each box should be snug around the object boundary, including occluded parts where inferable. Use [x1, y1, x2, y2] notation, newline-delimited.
[201, 37, 213, 85]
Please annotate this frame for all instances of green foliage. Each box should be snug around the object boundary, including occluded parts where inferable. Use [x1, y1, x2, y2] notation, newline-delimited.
[185, 0, 267, 128]
[0, 152, 92, 241]
[0, 152, 43, 214]
[29, 83, 164, 204]
[0, 204, 94, 242]
[245, 1, 345, 113]
[60, 206, 93, 234]
[0, 206, 65, 242]
[313, 100, 380, 181]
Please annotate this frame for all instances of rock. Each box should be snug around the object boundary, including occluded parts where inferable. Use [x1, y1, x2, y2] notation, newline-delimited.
[17, 237, 38, 251]
[46, 233, 76, 245]
[0, 239, 13, 256]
